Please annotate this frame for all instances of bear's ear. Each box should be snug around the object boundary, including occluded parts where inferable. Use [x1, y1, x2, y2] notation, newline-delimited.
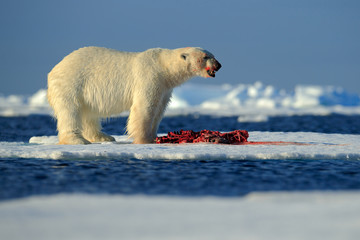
[181, 53, 188, 60]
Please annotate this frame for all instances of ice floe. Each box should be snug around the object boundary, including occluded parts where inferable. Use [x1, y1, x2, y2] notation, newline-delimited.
[0, 132, 359, 160]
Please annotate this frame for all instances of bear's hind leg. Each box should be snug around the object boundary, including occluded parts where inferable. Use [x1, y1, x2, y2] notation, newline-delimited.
[82, 116, 115, 143]
[56, 110, 91, 145]
[58, 132, 91, 145]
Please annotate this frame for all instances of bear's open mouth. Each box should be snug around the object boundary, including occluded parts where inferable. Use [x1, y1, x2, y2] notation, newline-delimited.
[207, 69, 217, 77]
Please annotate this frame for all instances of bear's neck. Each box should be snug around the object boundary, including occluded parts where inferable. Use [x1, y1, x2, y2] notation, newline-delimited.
[160, 50, 195, 89]
[164, 68, 194, 89]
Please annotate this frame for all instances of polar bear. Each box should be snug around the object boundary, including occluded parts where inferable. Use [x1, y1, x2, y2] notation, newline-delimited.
[47, 47, 221, 144]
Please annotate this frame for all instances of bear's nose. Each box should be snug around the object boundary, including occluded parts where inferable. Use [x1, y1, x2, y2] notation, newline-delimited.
[214, 59, 222, 71]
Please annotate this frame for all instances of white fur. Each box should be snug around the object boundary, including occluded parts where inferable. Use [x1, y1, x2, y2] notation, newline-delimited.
[47, 46, 220, 144]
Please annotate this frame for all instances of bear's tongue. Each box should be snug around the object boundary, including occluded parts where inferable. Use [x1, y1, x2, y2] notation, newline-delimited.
[207, 69, 216, 77]
[205, 67, 216, 77]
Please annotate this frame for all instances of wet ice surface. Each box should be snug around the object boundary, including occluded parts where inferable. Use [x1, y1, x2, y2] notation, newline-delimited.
[1, 192, 360, 240]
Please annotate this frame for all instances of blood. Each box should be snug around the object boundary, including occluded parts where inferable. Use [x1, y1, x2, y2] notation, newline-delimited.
[156, 129, 313, 145]
[156, 129, 249, 144]
[243, 141, 311, 146]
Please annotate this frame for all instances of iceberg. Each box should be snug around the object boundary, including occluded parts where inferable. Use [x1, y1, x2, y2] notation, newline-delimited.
[1, 82, 360, 117]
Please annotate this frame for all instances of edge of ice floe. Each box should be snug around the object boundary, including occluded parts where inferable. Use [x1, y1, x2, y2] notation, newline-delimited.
[0, 132, 359, 160]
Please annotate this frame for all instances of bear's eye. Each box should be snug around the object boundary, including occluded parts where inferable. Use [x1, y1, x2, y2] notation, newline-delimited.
[203, 56, 210, 60]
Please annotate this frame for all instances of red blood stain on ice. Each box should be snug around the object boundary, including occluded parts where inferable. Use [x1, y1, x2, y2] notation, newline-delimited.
[156, 130, 249, 144]
[156, 130, 314, 145]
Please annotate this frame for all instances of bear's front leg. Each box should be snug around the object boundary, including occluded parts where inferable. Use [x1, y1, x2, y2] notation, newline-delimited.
[127, 106, 156, 144]
[55, 106, 91, 145]
[126, 92, 160, 144]
[150, 90, 172, 139]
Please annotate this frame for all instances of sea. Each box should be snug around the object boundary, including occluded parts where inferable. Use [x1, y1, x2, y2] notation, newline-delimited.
[1, 82, 360, 201]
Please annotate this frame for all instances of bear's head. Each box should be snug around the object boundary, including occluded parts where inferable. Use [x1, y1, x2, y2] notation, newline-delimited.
[180, 47, 222, 78]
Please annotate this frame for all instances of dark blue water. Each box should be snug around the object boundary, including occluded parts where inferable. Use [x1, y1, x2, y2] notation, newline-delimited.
[1, 114, 360, 200]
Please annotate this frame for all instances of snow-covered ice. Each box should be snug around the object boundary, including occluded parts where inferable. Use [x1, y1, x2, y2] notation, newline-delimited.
[0, 131, 358, 160]
[1, 82, 360, 117]
[1, 192, 360, 240]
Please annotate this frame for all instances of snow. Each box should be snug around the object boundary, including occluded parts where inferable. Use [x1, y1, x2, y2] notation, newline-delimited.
[1, 82, 360, 117]
[0, 132, 358, 160]
[1, 192, 360, 240]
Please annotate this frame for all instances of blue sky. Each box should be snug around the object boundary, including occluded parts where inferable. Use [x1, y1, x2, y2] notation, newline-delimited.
[0, 0, 359, 95]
